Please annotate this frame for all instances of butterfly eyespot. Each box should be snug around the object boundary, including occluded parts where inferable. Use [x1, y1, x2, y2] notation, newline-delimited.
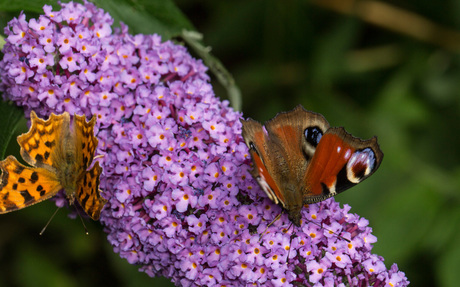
[304, 126, 323, 147]
[346, 148, 376, 182]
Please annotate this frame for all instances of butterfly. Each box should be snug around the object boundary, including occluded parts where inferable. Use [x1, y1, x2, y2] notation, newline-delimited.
[241, 105, 383, 226]
[0, 111, 106, 220]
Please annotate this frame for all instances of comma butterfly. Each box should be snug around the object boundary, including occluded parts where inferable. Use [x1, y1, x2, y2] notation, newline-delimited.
[0, 111, 106, 220]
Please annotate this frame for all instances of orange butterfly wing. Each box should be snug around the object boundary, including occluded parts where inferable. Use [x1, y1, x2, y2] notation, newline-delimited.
[77, 161, 106, 220]
[18, 111, 69, 168]
[0, 156, 62, 213]
[73, 114, 106, 220]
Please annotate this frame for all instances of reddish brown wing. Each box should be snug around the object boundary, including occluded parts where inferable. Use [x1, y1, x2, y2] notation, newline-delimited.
[303, 127, 383, 201]
[240, 118, 285, 205]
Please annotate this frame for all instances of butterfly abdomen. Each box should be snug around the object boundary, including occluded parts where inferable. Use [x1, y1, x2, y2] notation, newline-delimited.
[52, 133, 80, 199]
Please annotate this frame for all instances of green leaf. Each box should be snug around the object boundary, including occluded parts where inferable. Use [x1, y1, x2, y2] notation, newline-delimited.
[93, 0, 194, 39]
[0, 101, 24, 159]
[0, 0, 58, 12]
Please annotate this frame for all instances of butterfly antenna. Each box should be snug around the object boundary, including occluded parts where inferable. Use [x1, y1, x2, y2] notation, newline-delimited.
[40, 206, 60, 235]
[74, 206, 89, 235]
[304, 218, 350, 243]
[259, 213, 282, 241]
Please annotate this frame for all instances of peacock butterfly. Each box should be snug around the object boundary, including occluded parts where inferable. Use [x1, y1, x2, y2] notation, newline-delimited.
[241, 105, 383, 226]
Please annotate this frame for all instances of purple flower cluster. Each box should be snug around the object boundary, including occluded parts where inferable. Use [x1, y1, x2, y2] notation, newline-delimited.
[0, 2, 409, 286]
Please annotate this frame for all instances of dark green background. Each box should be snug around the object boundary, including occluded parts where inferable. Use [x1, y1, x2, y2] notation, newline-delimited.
[1, 0, 459, 286]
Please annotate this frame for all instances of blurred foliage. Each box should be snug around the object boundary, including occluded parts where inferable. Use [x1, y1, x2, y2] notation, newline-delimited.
[0, 103, 23, 159]
[1, 0, 460, 286]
